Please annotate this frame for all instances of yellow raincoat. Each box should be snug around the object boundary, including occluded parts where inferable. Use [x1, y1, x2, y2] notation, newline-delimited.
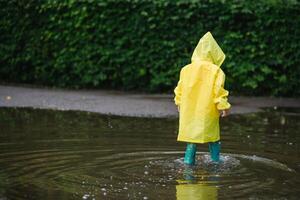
[174, 32, 231, 144]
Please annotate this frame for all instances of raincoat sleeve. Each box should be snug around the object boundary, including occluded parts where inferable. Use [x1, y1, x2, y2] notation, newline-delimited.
[213, 69, 231, 110]
[174, 69, 183, 106]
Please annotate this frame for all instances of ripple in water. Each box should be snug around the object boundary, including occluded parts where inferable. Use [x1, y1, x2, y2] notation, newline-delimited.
[0, 107, 299, 199]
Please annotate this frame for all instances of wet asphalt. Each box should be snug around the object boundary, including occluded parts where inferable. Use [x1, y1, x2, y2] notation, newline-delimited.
[0, 85, 299, 118]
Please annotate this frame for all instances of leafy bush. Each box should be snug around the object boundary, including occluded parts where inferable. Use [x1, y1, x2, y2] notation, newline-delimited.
[0, 0, 299, 96]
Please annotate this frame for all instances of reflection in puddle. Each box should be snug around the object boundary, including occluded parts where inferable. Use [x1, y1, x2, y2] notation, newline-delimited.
[176, 184, 217, 200]
[0, 107, 299, 199]
[176, 166, 218, 200]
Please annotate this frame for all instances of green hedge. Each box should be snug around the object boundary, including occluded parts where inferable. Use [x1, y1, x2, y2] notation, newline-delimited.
[1, 0, 299, 96]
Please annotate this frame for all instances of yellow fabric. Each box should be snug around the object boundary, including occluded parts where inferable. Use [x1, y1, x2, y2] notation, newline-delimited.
[174, 32, 231, 144]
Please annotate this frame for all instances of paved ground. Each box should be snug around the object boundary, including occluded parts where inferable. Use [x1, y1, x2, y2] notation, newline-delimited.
[0, 85, 300, 118]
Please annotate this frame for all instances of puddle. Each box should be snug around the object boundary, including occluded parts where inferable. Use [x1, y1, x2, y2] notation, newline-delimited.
[0, 107, 299, 199]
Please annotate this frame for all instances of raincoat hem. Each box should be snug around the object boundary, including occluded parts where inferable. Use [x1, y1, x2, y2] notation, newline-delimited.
[177, 137, 220, 144]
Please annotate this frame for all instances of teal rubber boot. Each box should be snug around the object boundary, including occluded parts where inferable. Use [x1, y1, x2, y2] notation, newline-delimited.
[208, 141, 221, 162]
[184, 143, 197, 165]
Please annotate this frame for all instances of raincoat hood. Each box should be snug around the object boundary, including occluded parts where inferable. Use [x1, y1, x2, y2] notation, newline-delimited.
[191, 32, 225, 67]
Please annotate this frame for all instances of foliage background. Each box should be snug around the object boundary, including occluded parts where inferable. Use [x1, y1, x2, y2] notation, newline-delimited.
[0, 0, 299, 96]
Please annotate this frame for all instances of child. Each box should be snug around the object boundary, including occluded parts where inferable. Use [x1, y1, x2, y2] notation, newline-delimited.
[174, 32, 231, 165]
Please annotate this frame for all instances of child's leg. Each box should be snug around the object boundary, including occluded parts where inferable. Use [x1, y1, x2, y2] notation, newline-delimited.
[208, 141, 221, 162]
[184, 143, 197, 165]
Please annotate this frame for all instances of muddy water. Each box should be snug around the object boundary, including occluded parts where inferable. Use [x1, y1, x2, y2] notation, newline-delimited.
[0, 107, 299, 200]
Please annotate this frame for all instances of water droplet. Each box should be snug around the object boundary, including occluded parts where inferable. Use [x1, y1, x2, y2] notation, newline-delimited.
[82, 194, 90, 199]
[143, 197, 148, 200]
[280, 116, 286, 125]
[144, 171, 149, 175]
[108, 121, 113, 128]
